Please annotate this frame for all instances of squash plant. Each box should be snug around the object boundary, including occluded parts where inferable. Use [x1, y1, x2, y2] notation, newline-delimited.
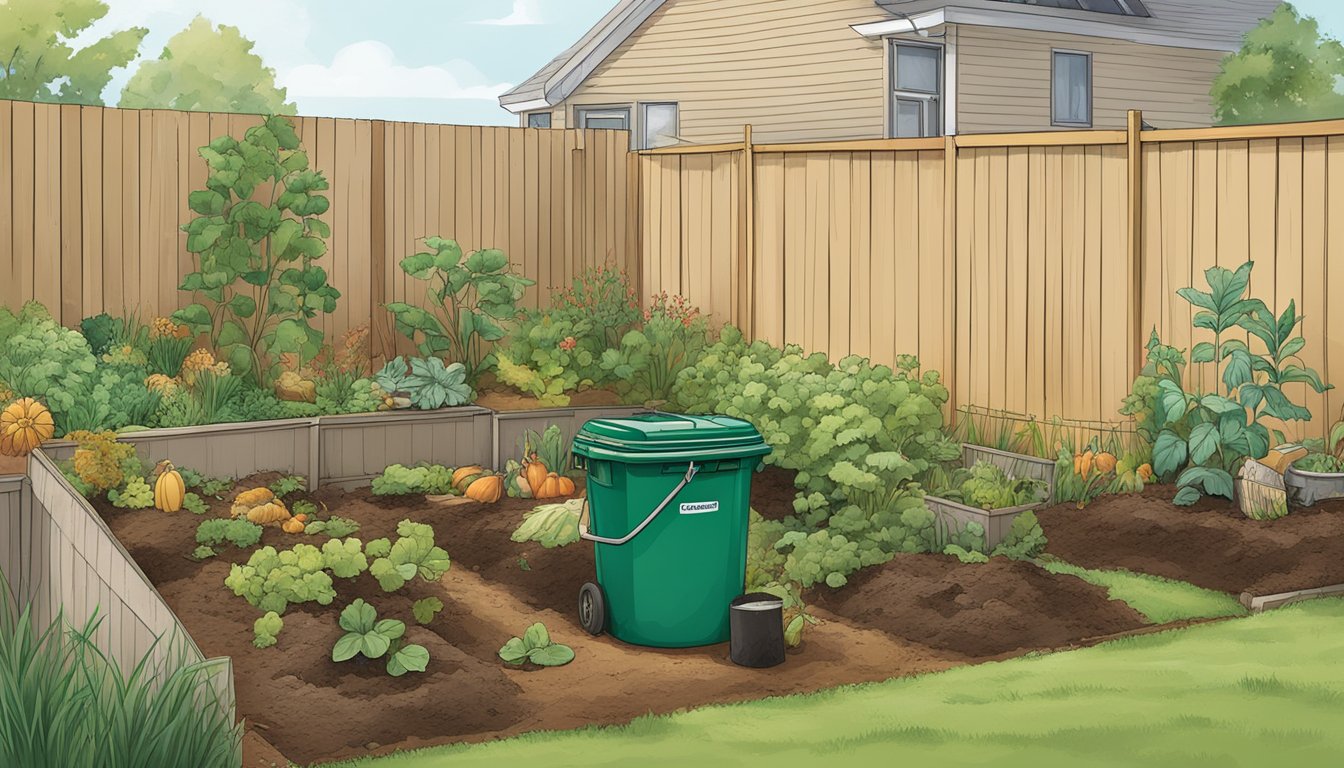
[1147, 262, 1330, 505]
[173, 116, 340, 385]
[385, 238, 534, 384]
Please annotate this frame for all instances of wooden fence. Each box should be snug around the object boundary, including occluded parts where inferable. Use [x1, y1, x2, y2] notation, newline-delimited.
[0, 99, 639, 359]
[640, 115, 1344, 438]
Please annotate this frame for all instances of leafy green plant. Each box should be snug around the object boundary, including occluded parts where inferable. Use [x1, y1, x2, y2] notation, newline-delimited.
[366, 521, 451, 592]
[404, 357, 473, 409]
[172, 116, 340, 384]
[332, 599, 429, 677]
[385, 237, 534, 383]
[196, 519, 264, 550]
[935, 462, 1048, 511]
[253, 612, 283, 649]
[224, 544, 337, 615]
[498, 622, 575, 667]
[0, 302, 99, 435]
[268, 475, 306, 498]
[182, 492, 209, 515]
[371, 464, 456, 496]
[146, 317, 195, 377]
[192, 545, 217, 561]
[510, 499, 583, 549]
[521, 423, 571, 474]
[990, 511, 1049, 560]
[601, 292, 708, 404]
[304, 516, 361, 539]
[413, 597, 444, 625]
[1144, 263, 1330, 505]
[320, 538, 369, 579]
[108, 476, 154, 509]
[1294, 452, 1344, 473]
[179, 467, 233, 499]
[80, 313, 120, 357]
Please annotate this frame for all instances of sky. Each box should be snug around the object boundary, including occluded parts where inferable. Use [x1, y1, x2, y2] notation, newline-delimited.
[80, 0, 615, 125]
[77, 0, 1344, 126]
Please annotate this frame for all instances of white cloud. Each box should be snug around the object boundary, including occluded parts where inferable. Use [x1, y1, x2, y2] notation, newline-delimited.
[472, 0, 544, 26]
[280, 41, 513, 101]
[79, 0, 315, 67]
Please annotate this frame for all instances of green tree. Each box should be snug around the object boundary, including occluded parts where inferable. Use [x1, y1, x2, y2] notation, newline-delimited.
[119, 16, 296, 115]
[1212, 4, 1344, 125]
[0, 0, 146, 105]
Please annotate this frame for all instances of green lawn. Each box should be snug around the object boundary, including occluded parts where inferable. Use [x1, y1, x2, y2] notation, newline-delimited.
[1038, 557, 1248, 623]
[325, 599, 1344, 768]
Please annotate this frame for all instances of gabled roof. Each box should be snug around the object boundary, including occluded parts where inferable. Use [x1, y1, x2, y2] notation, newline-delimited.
[500, 0, 1281, 114]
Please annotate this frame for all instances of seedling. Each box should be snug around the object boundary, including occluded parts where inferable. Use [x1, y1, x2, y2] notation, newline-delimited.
[332, 599, 429, 677]
[498, 622, 575, 667]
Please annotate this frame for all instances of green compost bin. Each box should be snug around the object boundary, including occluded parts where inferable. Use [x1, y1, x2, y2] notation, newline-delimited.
[571, 412, 771, 648]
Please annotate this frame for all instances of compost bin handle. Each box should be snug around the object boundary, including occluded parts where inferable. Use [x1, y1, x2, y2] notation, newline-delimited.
[579, 462, 699, 546]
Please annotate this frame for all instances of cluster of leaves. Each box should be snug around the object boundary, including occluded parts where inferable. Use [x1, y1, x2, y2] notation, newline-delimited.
[268, 475, 306, 499]
[1136, 263, 1330, 505]
[601, 292, 709, 405]
[332, 599, 429, 677]
[196, 519, 264, 550]
[108, 476, 154, 509]
[0, 303, 100, 436]
[496, 265, 642, 405]
[498, 622, 575, 667]
[365, 521, 451, 592]
[224, 538, 369, 615]
[1295, 452, 1344, 473]
[386, 238, 534, 384]
[413, 597, 444, 626]
[172, 116, 339, 385]
[371, 464, 456, 496]
[179, 467, 234, 499]
[521, 424, 571, 475]
[510, 499, 583, 549]
[374, 357, 472, 410]
[303, 516, 361, 539]
[253, 612, 284, 649]
[935, 461, 1048, 511]
[69, 431, 141, 494]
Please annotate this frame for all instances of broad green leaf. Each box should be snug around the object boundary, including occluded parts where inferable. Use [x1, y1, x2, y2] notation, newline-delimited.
[1188, 423, 1220, 465]
[228, 294, 256, 319]
[188, 190, 227, 216]
[1221, 349, 1253, 392]
[413, 597, 444, 625]
[360, 631, 391, 660]
[374, 619, 406, 641]
[172, 303, 213, 333]
[1172, 486, 1203, 506]
[332, 633, 363, 663]
[269, 318, 311, 355]
[430, 239, 465, 271]
[1157, 380, 1189, 426]
[218, 319, 249, 348]
[1199, 394, 1242, 415]
[1190, 342, 1216, 364]
[465, 248, 509, 273]
[499, 637, 529, 665]
[527, 644, 575, 667]
[387, 643, 430, 676]
[1177, 466, 1235, 500]
[339, 599, 377, 633]
[522, 622, 551, 651]
[1176, 286, 1216, 312]
[1278, 365, 1331, 393]
[1152, 430, 1188, 479]
[400, 252, 437, 279]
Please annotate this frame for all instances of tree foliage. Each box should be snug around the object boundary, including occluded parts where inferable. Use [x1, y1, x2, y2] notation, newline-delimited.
[0, 0, 146, 105]
[119, 16, 296, 114]
[1212, 4, 1344, 125]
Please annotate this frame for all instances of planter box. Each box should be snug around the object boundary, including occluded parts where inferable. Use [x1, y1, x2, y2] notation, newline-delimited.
[925, 444, 1054, 550]
[491, 405, 648, 470]
[42, 418, 320, 489]
[320, 406, 494, 490]
[1283, 463, 1344, 507]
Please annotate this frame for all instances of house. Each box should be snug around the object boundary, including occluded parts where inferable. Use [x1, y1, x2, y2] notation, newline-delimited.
[498, 0, 1281, 147]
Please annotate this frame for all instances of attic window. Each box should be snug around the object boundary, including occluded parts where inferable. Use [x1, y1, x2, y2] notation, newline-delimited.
[990, 0, 1150, 16]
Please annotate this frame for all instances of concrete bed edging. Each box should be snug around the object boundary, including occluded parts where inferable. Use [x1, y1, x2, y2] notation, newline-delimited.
[1239, 583, 1344, 613]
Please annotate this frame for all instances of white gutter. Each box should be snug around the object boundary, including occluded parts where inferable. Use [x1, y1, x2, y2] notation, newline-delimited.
[852, 10, 946, 38]
[501, 98, 552, 115]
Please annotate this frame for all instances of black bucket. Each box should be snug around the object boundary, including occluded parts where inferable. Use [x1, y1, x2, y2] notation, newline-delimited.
[729, 593, 786, 668]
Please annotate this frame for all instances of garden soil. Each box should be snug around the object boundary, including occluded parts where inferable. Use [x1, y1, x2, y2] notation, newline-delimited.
[1037, 485, 1344, 595]
[94, 472, 1174, 765]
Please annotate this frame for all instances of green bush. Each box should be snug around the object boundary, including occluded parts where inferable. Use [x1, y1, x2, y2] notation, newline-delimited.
[0, 302, 99, 435]
[372, 464, 455, 496]
[934, 461, 1048, 511]
[601, 292, 709, 404]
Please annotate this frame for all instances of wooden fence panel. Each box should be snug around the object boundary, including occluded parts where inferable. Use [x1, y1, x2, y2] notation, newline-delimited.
[0, 100, 638, 364]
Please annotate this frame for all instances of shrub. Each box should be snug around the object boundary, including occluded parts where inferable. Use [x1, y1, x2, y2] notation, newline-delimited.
[385, 237, 534, 384]
[172, 116, 339, 385]
[372, 464, 455, 496]
[69, 431, 140, 494]
[601, 292, 709, 404]
[934, 461, 1048, 511]
[0, 303, 98, 435]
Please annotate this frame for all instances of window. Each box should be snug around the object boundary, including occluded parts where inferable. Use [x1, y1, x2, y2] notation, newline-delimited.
[575, 106, 631, 131]
[640, 103, 679, 149]
[890, 42, 942, 138]
[991, 0, 1148, 15]
[1052, 51, 1092, 126]
[526, 112, 552, 129]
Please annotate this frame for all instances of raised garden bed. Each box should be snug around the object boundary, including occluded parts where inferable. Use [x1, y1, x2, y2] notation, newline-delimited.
[1037, 485, 1344, 596]
[925, 444, 1055, 550]
[79, 461, 1218, 765]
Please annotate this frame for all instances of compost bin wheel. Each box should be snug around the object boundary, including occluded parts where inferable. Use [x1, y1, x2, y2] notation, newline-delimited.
[578, 582, 607, 636]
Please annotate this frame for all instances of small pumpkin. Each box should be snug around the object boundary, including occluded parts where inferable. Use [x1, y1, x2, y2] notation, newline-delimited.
[1074, 450, 1095, 479]
[282, 518, 306, 534]
[534, 472, 563, 500]
[523, 457, 549, 498]
[453, 465, 486, 494]
[247, 501, 292, 526]
[0, 397, 56, 457]
[153, 461, 186, 512]
[294, 513, 309, 523]
[556, 475, 576, 497]
[466, 474, 504, 503]
[230, 487, 277, 519]
[1137, 463, 1154, 482]
[1093, 452, 1118, 475]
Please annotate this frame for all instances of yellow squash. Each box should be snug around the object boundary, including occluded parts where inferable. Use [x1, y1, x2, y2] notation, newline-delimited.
[0, 398, 56, 457]
[153, 461, 186, 512]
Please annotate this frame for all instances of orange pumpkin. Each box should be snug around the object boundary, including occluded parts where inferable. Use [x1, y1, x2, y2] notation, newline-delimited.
[556, 476, 576, 497]
[534, 472, 563, 500]
[466, 474, 505, 503]
[0, 398, 56, 457]
[524, 457, 549, 498]
[1093, 452, 1118, 475]
[153, 461, 186, 512]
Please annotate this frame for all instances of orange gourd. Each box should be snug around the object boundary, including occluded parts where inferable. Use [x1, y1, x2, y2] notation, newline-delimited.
[0, 398, 56, 457]
[282, 518, 306, 534]
[153, 461, 186, 512]
[534, 472, 563, 500]
[524, 457, 550, 498]
[556, 475, 576, 497]
[466, 475, 504, 503]
[1093, 452, 1118, 475]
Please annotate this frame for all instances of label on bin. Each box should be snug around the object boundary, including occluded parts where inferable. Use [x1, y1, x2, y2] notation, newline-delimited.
[679, 501, 719, 515]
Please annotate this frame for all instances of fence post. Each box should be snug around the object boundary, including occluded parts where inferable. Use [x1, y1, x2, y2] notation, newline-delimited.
[943, 134, 959, 420]
[1126, 109, 1144, 379]
[740, 124, 756, 336]
[369, 120, 391, 364]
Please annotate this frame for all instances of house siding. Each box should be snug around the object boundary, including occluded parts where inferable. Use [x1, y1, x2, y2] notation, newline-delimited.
[560, 0, 891, 144]
[955, 24, 1227, 132]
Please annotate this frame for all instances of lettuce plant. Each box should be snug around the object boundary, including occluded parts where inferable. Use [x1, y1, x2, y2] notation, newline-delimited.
[224, 544, 336, 615]
[366, 521, 451, 592]
[332, 599, 429, 677]
[371, 464, 455, 496]
[253, 612, 283, 649]
[498, 622, 574, 667]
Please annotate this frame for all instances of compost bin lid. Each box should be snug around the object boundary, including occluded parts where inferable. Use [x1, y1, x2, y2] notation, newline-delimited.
[572, 412, 769, 456]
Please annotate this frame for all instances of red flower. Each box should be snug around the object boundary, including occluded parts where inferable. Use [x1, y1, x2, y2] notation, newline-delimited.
[559, 336, 578, 351]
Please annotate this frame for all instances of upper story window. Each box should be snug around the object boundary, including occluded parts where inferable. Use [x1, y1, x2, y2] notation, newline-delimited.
[526, 112, 552, 129]
[1052, 50, 1093, 127]
[991, 0, 1149, 16]
[890, 41, 943, 138]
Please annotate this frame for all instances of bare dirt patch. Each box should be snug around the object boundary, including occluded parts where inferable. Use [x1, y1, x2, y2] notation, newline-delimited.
[1037, 485, 1344, 595]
